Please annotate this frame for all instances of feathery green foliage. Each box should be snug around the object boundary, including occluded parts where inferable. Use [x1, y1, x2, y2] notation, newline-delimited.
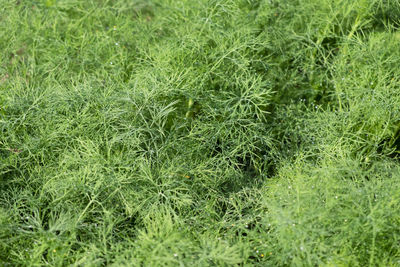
[1, 0, 400, 265]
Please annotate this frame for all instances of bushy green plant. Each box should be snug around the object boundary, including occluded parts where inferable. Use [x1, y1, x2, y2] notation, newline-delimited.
[1, 0, 400, 265]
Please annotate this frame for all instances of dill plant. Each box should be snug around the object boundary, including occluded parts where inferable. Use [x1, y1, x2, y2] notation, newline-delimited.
[1, 0, 400, 266]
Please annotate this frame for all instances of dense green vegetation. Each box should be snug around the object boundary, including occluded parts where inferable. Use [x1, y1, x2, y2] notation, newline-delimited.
[1, 0, 400, 265]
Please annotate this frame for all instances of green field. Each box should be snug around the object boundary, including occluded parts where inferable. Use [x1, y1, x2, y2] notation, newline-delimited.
[1, 0, 400, 265]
